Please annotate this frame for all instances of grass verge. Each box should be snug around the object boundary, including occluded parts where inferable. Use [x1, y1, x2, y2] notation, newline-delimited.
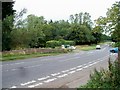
[76, 45, 96, 51]
[79, 60, 120, 88]
[2, 52, 63, 61]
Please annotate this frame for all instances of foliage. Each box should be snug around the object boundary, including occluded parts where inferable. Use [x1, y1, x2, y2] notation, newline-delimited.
[107, 1, 120, 44]
[59, 39, 75, 45]
[46, 40, 75, 48]
[2, 48, 66, 61]
[3, 5, 109, 51]
[92, 26, 103, 44]
[94, 1, 120, 61]
[10, 11, 104, 50]
[68, 24, 94, 45]
[2, 2, 15, 51]
[115, 42, 120, 47]
[46, 40, 61, 48]
[80, 60, 120, 88]
[2, 1, 15, 21]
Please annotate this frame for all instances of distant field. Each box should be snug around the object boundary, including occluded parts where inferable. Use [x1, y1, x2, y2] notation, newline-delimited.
[76, 45, 96, 51]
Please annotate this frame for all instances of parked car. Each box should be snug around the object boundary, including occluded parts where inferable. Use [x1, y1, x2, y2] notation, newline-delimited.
[96, 45, 101, 49]
[64, 45, 70, 48]
[110, 47, 118, 53]
[69, 46, 76, 50]
[61, 45, 76, 50]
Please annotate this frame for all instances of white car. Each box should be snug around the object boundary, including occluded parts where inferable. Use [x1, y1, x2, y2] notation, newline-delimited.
[96, 45, 101, 49]
[70, 46, 76, 50]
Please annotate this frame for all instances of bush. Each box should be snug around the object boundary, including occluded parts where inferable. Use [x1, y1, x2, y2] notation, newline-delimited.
[46, 39, 75, 48]
[59, 39, 75, 46]
[115, 42, 120, 47]
[80, 59, 120, 88]
[46, 40, 61, 48]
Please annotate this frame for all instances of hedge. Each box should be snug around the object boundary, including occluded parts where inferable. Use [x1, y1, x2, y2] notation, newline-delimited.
[46, 40, 75, 48]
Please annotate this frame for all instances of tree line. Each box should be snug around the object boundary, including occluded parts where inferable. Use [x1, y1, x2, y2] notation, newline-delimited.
[2, 1, 111, 51]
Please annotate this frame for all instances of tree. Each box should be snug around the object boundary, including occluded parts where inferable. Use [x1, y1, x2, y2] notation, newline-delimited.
[68, 24, 94, 45]
[106, 1, 120, 62]
[69, 15, 74, 24]
[78, 12, 83, 24]
[2, 2, 15, 21]
[25, 14, 46, 48]
[2, 1, 15, 51]
[92, 26, 103, 44]
[14, 8, 27, 28]
[68, 12, 95, 45]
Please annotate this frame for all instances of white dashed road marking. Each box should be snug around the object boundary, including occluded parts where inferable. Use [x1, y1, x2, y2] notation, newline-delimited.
[88, 63, 94, 67]
[44, 78, 57, 83]
[62, 69, 70, 73]
[51, 72, 60, 76]
[68, 71, 76, 74]
[70, 67, 77, 70]
[10, 86, 17, 88]
[77, 65, 82, 68]
[83, 65, 89, 69]
[57, 74, 68, 78]
[28, 82, 43, 88]
[9, 58, 108, 88]
[21, 80, 36, 86]
[76, 68, 83, 71]
[38, 76, 50, 81]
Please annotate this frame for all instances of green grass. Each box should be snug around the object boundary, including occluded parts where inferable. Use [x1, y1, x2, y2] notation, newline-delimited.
[76, 45, 96, 51]
[1, 44, 100, 61]
[2, 52, 63, 61]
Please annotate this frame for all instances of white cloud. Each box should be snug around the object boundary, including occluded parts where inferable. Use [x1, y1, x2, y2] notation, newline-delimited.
[13, 0, 119, 21]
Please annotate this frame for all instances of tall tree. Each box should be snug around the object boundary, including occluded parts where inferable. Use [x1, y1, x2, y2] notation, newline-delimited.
[78, 12, 83, 24]
[69, 15, 74, 24]
[92, 26, 103, 44]
[26, 14, 46, 48]
[106, 1, 120, 62]
[2, 1, 15, 51]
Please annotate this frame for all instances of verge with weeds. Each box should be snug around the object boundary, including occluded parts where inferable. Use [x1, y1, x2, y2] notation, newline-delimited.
[79, 59, 120, 88]
[2, 48, 71, 61]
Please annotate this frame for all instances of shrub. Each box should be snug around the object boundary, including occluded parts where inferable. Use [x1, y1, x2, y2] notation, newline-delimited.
[46, 40, 75, 48]
[46, 40, 61, 48]
[115, 42, 120, 47]
[80, 59, 120, 88]
[59, 39, 75, 45]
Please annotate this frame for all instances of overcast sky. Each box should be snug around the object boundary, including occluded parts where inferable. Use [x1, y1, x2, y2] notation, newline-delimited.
[13, 0, 119, 21]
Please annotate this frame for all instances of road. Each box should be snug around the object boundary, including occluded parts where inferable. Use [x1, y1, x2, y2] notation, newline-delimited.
[2, 44, 114, 88]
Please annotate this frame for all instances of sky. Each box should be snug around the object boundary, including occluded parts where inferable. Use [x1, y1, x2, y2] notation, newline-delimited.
[13, 0, 119, 21]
